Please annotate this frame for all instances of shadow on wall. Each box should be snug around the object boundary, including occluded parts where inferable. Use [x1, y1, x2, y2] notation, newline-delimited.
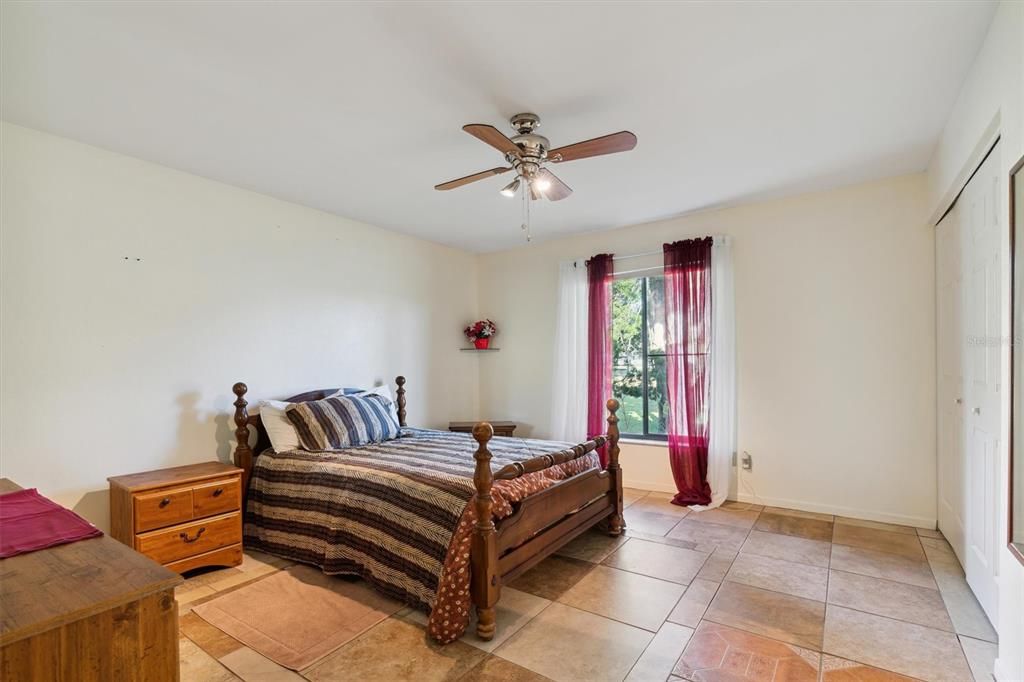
[176, 391, 235, 465]
[69, 391, 236, 534]
[175, 391, 234, 464]
[73, 489, 111, 534]
[213, 412, 234, 464]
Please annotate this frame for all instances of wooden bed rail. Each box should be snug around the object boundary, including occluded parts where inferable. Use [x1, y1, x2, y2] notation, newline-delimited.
[492, 438, 607, 481]
[470, 398, 622, 640]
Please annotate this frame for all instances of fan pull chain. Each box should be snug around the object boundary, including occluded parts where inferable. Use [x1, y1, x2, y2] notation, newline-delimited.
[520, 183, 532, 243]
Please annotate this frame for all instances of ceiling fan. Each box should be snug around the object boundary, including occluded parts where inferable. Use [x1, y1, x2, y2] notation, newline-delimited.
[434, 113, 637, 201]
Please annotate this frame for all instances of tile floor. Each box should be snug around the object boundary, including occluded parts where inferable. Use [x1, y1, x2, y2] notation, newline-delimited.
[176, 490, 998, 682]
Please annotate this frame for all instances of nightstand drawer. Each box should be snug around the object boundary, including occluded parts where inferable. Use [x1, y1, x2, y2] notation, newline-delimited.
[137, 512, 241, 565]
[134, 487, 193, 532]
[193, 478, 240, 518]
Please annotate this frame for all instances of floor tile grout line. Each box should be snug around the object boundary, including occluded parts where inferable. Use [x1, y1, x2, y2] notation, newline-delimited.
[824, 530, 833, 662]
[824, 559, 938, 591]
[829, 538, 930, 563]
[717, 574, 826, 605]
[737, 544, 832, 570]
[823, 531, 833, 679]
[833, 517, 931, 537]
[619, 589, 690, 682]
[598, 562, 700, 587]
[596, 558, 708, 589]
[487, 598, 556, 659]
[713, 565, 969, 641]
[550, 597, 674, 635]
[917, 540, 1000, 644]
[700, 605, 946, 681]
[928, 576, 1000, 645]
[697, 613, 824, 658]
[825, 593, 960, 635]
[826, 566, 942, 592]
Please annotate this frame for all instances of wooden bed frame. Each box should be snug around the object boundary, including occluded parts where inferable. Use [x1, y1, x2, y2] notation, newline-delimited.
[231, 376, 624, 641]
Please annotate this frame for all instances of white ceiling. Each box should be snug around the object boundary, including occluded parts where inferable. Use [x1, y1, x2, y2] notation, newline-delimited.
[1, 1, 996, 252]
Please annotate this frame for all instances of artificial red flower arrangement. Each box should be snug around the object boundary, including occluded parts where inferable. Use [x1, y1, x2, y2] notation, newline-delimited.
[464, 319, 498, 349]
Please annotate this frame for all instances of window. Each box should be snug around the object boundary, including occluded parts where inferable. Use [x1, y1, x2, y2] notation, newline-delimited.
[611, 275, 667, 439]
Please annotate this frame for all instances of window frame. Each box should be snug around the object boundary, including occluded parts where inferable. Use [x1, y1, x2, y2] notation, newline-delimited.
[614, 275, 668, 442]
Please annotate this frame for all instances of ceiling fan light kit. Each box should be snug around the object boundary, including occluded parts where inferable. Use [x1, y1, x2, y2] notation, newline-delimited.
[435, 113, 636, 241]
[500, 177, 521, 197]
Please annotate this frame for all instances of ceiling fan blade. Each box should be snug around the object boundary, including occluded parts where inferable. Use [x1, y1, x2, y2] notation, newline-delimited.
[536, 168, 572, 201]
[463, 124, 521, 156]
[434, 167, 511, 191]
[549, 131, 637, 163]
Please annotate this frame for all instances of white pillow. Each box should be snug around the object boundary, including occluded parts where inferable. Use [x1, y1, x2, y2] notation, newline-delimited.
[259, 400, 305, 453]
[355, 384, 392, 401]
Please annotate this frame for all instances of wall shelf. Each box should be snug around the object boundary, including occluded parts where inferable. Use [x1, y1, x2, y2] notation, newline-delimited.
[460, 348, 500, 352]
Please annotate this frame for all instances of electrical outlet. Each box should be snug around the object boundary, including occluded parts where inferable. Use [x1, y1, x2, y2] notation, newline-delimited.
[731, 451, 737, 467]
[741, 452, 753, 471]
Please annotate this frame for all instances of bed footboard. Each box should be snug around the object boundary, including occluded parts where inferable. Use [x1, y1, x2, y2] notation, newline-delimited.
[469, 399, 622, 640]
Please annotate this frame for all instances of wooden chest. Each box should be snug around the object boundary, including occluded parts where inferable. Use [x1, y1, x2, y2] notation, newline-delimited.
[108, 462, 244, 573]
[0, 478, 182, 681]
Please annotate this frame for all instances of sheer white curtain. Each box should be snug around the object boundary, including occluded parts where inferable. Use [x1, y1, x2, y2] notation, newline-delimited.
[702, 236, 737, 508]
[551, 259, 589, 441]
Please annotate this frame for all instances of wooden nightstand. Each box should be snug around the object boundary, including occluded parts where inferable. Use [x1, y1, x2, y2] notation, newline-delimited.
[108, 462, 243, 574]
[449, 421, 517, 437]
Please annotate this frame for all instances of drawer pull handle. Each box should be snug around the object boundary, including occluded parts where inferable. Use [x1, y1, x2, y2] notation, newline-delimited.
[179, 528, 206, 543]
[213, 488, 224, 497]
[159, 497, 171, 508]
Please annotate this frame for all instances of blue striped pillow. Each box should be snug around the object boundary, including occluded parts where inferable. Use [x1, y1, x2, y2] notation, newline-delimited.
[285, 393, 401, 451]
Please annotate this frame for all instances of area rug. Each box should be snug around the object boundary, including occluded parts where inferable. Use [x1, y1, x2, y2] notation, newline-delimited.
[192, 564, 403, 670]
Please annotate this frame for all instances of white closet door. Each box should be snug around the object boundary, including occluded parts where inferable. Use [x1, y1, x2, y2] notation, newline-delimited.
[936, 142, 1002, 624]
[962, 143, 1001, 623]
[936, 202, 965, 560]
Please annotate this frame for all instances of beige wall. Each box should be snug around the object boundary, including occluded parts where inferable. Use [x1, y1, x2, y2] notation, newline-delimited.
[0, 124, 940, 534]
[477, 174, 936, 528]
[925, 2, 1024, 678]
[0, 122, 480, 531]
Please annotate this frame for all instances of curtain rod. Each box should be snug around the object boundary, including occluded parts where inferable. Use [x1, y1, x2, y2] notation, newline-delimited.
[574, 236, 724, 267]
[572, 250, 660, 268]
[613, 249, 661, 261]
[614, 265, 663, 277]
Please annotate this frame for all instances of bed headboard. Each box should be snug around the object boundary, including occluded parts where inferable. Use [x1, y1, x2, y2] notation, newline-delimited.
[232, 376, 407, 495]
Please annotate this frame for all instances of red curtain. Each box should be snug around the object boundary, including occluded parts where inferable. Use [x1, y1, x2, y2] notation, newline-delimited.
[664, 238, 712, 506]
[586, 253, 614, 466]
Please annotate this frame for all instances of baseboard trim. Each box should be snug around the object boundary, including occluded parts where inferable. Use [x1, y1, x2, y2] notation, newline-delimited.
[735, 492, 936, 530]
[623, 478, 678, 495]
[624, 483, 938, 529]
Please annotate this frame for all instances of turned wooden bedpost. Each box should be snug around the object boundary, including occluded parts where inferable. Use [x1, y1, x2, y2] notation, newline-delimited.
[233, 382, 254, 497]
[606, 398, 625, 536]
[471, 422, 499, 641]
[395, 375, 407, 427]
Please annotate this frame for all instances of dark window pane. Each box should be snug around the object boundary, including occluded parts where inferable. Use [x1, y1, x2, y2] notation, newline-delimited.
[612, 278, 644, 435]
[647, 354, 668, 435]
[613, 357, 644, 434]
[646, 276, 666, 354]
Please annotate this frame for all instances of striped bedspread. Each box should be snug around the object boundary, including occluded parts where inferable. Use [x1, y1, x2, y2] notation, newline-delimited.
[244, 428, 604, 643]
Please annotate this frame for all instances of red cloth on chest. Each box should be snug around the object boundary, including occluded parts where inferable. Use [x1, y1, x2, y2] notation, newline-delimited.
[0, 488, 103, 558]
